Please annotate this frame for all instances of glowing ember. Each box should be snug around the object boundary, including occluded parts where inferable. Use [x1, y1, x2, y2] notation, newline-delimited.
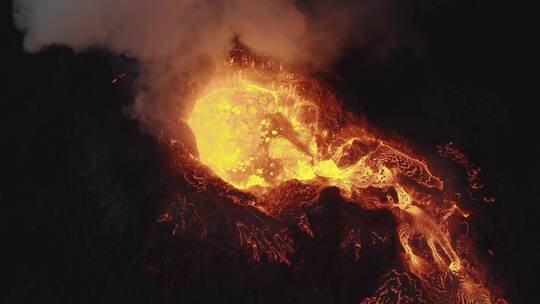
[181, 51, 505, 303]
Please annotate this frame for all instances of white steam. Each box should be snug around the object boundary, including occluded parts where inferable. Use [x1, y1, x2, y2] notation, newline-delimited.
[13, 0, 418, 136]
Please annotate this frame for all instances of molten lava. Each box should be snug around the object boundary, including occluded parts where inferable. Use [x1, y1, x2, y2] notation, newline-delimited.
[188, 74, 320, 190]
[178, 50, 506, 303]
[188, 65, 441, 194]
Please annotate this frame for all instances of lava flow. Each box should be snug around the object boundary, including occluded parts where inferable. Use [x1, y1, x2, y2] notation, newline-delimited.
[164, 48, 507, 304]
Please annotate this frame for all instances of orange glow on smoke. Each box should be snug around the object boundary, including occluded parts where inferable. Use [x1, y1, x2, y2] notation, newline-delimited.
[183, 52, 504, 303]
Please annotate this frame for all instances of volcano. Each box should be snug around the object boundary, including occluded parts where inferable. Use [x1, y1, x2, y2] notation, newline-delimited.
[7, 1, 537, 303]
[150, 46, 507, 304]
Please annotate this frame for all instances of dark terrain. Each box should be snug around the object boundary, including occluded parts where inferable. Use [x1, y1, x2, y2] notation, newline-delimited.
[5, 0, 539, 303]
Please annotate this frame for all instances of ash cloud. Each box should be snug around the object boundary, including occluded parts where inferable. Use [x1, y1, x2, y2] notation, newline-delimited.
[12, 0, 420, 136]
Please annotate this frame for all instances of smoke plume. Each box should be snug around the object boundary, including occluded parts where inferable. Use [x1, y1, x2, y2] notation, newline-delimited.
[13, 0, 419, 136]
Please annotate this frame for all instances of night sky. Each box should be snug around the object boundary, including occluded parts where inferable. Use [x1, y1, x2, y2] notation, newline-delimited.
[5, 1, 539, 303]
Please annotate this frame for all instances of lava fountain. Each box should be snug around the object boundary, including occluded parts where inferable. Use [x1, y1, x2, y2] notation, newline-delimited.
[163, 47, 507, 304]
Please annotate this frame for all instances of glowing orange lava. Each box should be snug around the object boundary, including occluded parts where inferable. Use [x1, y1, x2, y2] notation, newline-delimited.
[183, 52, 505, 303]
